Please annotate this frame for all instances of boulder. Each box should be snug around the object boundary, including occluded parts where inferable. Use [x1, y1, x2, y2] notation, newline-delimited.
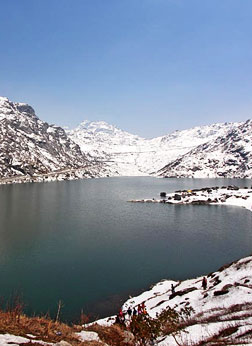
[54, 342, 72, 346]
[214, 289, 229, 296]
[169, 287, 197, 300]
[174, 194, 182, 201]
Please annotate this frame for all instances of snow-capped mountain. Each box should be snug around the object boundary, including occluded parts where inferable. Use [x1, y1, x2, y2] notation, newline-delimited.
[158, 119, 252, 179]
[0, 97, 108, 183]
[1, 95, 251, 182]
[68, 120, 240, 176]
[68, 120, 146, 175]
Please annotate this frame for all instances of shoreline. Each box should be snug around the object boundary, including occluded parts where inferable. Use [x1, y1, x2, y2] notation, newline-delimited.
[129, 185, 252, 213]
[1, 172, 252, 186]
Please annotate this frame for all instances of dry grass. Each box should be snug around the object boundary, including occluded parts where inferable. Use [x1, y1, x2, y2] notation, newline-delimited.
[86, 323, 132, 346]
[0, 305, 129, 345]
[0, 309, 83, 345]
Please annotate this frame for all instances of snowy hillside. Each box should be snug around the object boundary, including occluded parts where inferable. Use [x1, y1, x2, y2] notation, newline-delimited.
[68, 120, 239, 176]
[158, 119, 252, 179]
[68, 120, 145, 175]
[91, 254, 252, 345]
[0, 97, 109, 184]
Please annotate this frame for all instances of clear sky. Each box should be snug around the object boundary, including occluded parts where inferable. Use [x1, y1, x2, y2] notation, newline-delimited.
[0, 0, 252, 138]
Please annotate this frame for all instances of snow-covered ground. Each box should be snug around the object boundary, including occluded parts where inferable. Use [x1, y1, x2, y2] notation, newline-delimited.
[0, 334, 53, 346]
[130, 186, 252, 213]
[94, 254, 252, 345]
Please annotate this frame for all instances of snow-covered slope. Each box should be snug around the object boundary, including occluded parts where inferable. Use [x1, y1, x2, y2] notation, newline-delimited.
[93, 254, 252, 345]
[158, 119, 252, 179]
[0, 97, 109, 184]
[68, 120, 145, 176]
[68, 120, 239, 176]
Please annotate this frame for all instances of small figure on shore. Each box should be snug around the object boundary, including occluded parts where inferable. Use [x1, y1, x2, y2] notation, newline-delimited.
[115, 314, 120, 324]
[141, 303, 147, 315]
[119, 308, 123, 317]
[138, 304, 142, 314]
[133, 307, 137, 317]
[127, 307, 132, 317]
[202, 276, 207, 290]
[171, 284, 175, 294]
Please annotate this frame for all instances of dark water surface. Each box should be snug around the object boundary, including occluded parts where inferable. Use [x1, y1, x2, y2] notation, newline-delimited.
[0, 177, 251, 321]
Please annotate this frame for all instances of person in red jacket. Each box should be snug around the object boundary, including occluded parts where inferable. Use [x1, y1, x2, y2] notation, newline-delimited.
[202, 276, 207, 290]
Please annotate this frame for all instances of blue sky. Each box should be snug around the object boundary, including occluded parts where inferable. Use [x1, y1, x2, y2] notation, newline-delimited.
[0, 0, 252, 138]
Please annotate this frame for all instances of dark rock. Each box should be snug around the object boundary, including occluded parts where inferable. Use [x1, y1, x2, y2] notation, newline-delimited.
[222, 284, 233, 290]
[218, 326, 238, 337]
[214, 289, 229, 296]
[227, 185, 239, 190]
[212, 276, 221, 287]
[191, 200, 209, 205]
[169, 287, 197, 300]
[174, 194, 182, 201]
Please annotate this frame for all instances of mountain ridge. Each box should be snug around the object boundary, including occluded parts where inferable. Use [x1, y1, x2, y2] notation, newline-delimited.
[0, 96, 251, 182]
[158, 119, 252, 179]
[0, 97, 110, 184]
[68, 119, 243, 176]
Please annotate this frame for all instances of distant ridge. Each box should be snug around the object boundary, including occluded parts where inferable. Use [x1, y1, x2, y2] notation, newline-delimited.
[68, 119, 244, 177]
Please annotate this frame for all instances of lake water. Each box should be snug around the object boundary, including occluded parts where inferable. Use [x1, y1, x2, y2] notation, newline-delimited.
[0, 177, 251, 322]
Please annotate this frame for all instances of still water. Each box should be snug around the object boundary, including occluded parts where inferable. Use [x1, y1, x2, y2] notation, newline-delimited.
[0, 177, 251, 321]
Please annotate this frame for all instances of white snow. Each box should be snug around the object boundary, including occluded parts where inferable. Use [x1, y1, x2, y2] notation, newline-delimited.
[68, 120, 240, 177]
[93, 254, 252, 345]
[130, 187, 252, 213]
[77, 330, 102, 342]
[0, 333, 53, 345]
[159, 120, 252, 179]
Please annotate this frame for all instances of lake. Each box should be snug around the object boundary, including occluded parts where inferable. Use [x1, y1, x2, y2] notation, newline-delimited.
[0, 177, 251, 322]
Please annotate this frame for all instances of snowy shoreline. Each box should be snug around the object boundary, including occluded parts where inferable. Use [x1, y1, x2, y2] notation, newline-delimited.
[91, 254, 252, 345]
[86, 185, 252, 344]
[129, 185, 252, 213]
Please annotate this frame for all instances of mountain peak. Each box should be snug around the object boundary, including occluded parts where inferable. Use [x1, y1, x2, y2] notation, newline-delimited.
[0, 96, 9, 103]
[78, 120, 120, 133]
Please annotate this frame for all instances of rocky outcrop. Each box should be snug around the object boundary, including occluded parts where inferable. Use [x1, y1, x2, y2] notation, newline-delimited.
[128, 186, 252, 212]
[158, 120, 252, 178]
[0, 97, 109, 184]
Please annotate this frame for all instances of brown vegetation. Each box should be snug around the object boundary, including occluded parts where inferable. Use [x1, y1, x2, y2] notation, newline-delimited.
[0, 309, 83, 345]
